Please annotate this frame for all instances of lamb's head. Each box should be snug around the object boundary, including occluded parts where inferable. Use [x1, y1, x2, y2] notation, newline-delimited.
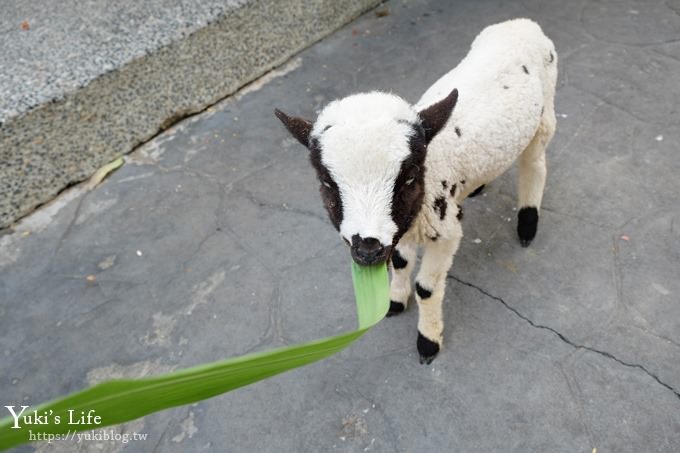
[275, 89, 457, 265]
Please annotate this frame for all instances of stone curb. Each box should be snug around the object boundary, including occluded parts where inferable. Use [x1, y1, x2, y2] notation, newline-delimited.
[0, 0, 381, 229]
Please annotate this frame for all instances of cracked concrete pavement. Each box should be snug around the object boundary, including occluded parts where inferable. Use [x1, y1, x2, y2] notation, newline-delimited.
[1, 0, 679, 451]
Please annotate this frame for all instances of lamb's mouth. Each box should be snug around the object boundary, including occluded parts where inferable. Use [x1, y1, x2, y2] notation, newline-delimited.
[349, 243, 393, 266]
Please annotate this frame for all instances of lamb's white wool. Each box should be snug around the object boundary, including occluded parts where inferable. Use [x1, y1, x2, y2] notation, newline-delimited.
[275, 18, 557, 364]
[313, 93, 419, 246]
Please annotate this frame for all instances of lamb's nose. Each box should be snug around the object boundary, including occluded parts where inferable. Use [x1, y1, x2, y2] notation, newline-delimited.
[355, 237, 384, 262]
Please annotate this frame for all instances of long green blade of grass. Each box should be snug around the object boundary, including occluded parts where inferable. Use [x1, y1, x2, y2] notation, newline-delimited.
[0, 262, 389, 450]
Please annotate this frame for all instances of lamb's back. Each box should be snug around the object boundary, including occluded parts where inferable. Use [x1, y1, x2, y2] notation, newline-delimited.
[417, 19, 557, 193]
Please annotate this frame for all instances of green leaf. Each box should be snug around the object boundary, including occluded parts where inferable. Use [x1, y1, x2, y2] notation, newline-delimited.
[0, 262, 389, 450]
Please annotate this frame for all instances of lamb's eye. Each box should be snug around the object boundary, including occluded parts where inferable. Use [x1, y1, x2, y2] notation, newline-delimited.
[405, 178, 415, 186]
[322, 181, 333, 189]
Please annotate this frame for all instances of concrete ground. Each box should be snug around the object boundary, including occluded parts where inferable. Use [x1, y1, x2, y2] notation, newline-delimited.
[2, 0, 679, 451]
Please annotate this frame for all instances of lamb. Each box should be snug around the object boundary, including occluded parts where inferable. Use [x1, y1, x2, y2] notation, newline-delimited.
[275, 18, 557, 364]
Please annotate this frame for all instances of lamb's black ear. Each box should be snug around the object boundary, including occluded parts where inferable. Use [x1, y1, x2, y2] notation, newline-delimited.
[418, 88, 458, 144]
[274, 109, 313, 148]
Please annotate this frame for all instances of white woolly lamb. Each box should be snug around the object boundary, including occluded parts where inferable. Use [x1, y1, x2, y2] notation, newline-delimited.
[275, 18, 557, 364]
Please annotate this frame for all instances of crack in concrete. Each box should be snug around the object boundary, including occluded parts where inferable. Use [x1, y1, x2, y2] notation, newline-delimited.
[577, 0, 680, 48]
[447, 274, 680, 402]
[569, 83, 676, 128]
[50, 188, 90, 258]
[652, 48, 680, 65]
[666, 0, 680, 16]
[233, 185, 328, 223]
[556, 361, 597, 446]
[353, 387, 401, 453]
[629, 324, 680, 351]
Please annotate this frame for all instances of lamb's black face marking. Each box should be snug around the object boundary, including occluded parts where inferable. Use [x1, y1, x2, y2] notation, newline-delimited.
[450, 183, 457, 197]
[391, 249, 408, 269]
[441, 180, 448, 189]
[308, 139, 343, 230]
[433, 196, 447, 220]
[415, 281, 432, 299]
[390, 124, 428, 245]
[456, 204, 463, 220]
[390, 88, 459, 245]
[454, 127, 462, 137]
[275, 108, 345, 232]
[522, 65, 530, 74]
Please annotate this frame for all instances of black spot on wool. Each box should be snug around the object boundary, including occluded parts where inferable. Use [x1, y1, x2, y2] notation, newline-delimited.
[455, 127, 462, 137]
[441, 180, 448, 189]
[450, 183, 457, 197]
[391, 249, 408, 270]
[522, 65, 529, 74]
[415, 282, 432, 299]
[433, 197, 447, 220]
[456, 205, 463, 220]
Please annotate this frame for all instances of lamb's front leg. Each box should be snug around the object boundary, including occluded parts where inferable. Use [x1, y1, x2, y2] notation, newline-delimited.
[388, 241, 417, 316]
[414, 226, 462, 364]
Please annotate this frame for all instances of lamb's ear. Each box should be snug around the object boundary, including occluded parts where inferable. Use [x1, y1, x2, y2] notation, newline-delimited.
[274, 108, 313, 148]
[418, 88, 458, 144]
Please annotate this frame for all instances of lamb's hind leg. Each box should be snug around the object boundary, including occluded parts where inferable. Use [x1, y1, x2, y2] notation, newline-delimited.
[517, 114, 555, 246]
[388, 240, 417, 316]
[414, 223, 462, 364]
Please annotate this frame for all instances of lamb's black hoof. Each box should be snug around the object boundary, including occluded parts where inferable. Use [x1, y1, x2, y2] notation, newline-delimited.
[468, 184, 485, 198]
[519, 238, 532, 248]
[386, 300, 405, 317]
[517, 206, 538, 247]
[417, 331, 440, 364]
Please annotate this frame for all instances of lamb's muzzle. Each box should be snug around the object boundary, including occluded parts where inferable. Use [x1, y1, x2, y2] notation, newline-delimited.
[350, 235, 391, 265]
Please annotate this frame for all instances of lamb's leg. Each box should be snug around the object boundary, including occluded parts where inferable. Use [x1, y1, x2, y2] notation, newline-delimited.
[517, 115, 555, 247]
[414, 224, 462, 364]
[388, 241, 417, 316]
